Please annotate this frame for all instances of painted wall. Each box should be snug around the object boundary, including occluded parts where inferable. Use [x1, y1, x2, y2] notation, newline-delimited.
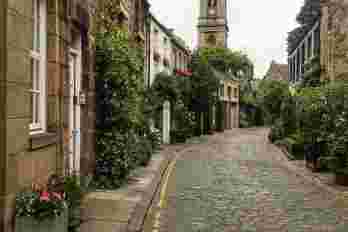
[149, 18, 173, 86]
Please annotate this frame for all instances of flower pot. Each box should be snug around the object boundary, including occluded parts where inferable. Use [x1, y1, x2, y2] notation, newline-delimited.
[15, 210, 68, 232]
[335, 173, 348, 186]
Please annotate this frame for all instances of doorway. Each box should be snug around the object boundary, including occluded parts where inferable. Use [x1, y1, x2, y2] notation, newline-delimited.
[67, 38, 81, 175]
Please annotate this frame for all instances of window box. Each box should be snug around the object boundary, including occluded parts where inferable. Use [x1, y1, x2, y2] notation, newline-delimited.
[15, 209, 68, 232]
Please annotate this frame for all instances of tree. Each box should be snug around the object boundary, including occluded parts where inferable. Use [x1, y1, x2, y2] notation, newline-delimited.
[257, 80, 291, 124]
[197, 47, 254, 80]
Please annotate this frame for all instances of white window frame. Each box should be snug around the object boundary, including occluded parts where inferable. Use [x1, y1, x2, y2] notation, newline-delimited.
[30, 0, 47, 134]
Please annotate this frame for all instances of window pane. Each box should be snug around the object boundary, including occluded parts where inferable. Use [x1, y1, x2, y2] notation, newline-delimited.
[32, 93, 39, 124]
[31, 57, 40, 91]
[33, 0, 40, 51]
[30, 56, 40, 125]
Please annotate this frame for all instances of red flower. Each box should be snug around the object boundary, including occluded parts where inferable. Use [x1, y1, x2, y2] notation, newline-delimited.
[175, 69, 192, 77]
[40, 191, 50, 202]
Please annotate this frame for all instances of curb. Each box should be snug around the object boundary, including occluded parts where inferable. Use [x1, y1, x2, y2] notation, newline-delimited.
[126, 144, 192, 232]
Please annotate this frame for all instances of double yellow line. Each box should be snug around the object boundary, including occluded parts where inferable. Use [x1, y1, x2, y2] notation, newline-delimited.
[152, 155, 179, 232]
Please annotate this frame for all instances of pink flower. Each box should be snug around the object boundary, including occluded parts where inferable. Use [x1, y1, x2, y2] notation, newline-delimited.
[52, 192, 62, 200]
[40, 191, 50, 202]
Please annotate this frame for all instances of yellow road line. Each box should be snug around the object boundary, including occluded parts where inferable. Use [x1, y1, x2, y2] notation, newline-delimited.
[152, 156, 179, 232]
[158, 158, 177, 207]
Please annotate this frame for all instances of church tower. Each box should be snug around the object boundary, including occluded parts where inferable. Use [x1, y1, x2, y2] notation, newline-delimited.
[198, 0, 228, 48]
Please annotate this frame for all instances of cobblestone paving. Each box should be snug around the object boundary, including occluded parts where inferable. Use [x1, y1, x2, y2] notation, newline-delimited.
[143, 128, 348, 232]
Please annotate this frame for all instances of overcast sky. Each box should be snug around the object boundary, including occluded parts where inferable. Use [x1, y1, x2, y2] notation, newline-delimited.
[149, 0, 304, 78]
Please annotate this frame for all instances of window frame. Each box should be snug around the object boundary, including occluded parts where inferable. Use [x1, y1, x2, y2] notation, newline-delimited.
[29, 0, 47, 134]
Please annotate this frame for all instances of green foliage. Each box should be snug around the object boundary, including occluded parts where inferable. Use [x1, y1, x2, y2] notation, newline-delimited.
[269, 119, 285, 143]
[197, 47, 254, 79]
[302, 56, 321, 87]
[95, 131, 137, 189]
[147, 72, 180, 111]
[96, 29, 144, 132]
[287, 0, 320, 54]
[16, 189, 67, 222]
[62, 176, 84, 232]
[257, 80, 291, 124]
[95, 28, 159, 190]
[170, 129, 188, 144]
[189, 50, 220, 112]
[269, 79, 348, 174]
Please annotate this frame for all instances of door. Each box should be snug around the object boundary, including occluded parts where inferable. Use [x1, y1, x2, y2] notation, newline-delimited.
[68, 49, 81, 175]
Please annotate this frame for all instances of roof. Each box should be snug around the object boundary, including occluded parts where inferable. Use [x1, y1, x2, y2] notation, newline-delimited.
[264, 61, 289, 82]
[149, 13, 191, 55]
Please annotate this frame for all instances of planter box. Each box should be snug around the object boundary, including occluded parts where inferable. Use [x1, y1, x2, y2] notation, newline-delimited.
[335, 173, 348, 186]
[15, 210, 68, 232]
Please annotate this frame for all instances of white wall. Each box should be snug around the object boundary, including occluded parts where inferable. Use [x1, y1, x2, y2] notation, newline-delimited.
[149, 18, 173, 86]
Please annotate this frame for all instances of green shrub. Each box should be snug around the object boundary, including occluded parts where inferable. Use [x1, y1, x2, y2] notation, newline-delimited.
[288, 132, 305, 159]
[170, 129, 188, 144]
[138, 137, 153, 166]
[269, 119, 285, 142]
[95, 132, 136, 189]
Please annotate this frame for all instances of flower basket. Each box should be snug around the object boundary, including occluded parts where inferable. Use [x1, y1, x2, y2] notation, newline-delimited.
[15, 179, 69, 232]
[15, 208, 68, 232]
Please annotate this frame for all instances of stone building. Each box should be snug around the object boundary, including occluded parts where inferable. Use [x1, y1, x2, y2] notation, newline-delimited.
[320, 0, 348, 81]
[214, 70, 240, 129]
[264, 61, 289, 82]
[197, 0, 240, 130]
[198, 0, 228, 48]
[288, 0, 348, 84]
[171, 32, 191, 76]
[0, 0, 96, 231]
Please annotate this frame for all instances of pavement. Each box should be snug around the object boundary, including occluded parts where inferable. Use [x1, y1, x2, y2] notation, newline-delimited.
[142, 128, 348, 232]
[80, 144, 190, 232]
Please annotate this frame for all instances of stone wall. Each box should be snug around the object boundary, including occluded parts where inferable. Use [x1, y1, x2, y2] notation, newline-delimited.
[198, 31, 227, 48]
[0, 1, 8, 231]
[0, 1, 95, 231]
[321, 0, 348, 81]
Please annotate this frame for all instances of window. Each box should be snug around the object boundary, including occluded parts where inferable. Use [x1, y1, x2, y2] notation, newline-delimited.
[220, 85, 224, 97]
[30, 0, 46, 133]
[227, 87, 232, 99]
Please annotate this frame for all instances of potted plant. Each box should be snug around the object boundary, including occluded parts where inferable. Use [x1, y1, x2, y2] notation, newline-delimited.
[15, 182, 68, 232]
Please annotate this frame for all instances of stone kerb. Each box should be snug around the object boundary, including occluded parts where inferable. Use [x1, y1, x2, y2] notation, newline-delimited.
[80, 145, 189, 232]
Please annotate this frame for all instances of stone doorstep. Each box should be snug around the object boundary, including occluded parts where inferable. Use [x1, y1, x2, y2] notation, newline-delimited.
[80, 144, 189, 232]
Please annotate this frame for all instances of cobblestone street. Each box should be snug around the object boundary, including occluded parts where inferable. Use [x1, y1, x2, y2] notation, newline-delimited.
[143, 128, 348, 232]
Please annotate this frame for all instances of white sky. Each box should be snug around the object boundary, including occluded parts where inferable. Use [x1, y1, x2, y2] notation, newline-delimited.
[149, 0, 304, 78]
